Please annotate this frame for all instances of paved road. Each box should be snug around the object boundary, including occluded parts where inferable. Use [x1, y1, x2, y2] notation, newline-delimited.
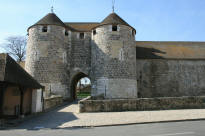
[11, 101, 205, 128]
[0, 120, 205, 136]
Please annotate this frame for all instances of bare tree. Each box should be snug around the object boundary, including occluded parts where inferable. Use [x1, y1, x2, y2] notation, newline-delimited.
[2, 36, 27, 62]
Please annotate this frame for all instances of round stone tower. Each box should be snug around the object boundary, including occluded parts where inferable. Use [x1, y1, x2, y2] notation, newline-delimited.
[25, 13, 71, 99]
[91, 12, 137, 99]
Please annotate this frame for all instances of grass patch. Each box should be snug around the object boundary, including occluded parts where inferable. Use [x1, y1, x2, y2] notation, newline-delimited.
[77, 92, 91, 98]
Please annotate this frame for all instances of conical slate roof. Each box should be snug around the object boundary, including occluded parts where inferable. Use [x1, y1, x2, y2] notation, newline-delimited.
[34, 13, 66, 26]
[101, 13, 130, 26]
[94, 12, 135, 31]
[28, 13, 68, 30]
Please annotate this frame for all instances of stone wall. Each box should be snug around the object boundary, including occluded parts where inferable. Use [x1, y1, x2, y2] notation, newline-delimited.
[136, 59, 205, 98]
[70, 32, 91, 75]
[44, 96, 63, 110]
[91, 25, 137, 98]
[25, 25, 71, 99]
[79, 96, 205, 112]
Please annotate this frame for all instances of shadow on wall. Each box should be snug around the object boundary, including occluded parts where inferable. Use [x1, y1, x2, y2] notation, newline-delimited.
[91, 41, 137, 79]
[136, 47, 166, 59]
[89, 38, 137, 98]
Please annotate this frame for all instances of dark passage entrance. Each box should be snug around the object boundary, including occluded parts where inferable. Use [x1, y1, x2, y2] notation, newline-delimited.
[71, 72, 91, 100]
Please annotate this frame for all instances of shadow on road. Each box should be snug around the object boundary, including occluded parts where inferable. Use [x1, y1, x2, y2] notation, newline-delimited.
[8, 101, 80, 131]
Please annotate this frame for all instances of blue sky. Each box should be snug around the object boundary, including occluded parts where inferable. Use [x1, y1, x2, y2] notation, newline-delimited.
[0, 0, 205, 52]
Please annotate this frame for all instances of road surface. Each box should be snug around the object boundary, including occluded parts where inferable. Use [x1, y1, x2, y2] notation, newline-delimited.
[0, 120, 205, 136]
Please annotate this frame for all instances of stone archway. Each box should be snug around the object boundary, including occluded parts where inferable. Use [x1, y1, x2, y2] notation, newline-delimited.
[70, 72, 91, 100]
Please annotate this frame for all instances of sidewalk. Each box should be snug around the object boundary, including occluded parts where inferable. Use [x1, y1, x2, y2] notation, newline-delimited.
[58, 102, 205, 128]
[14, 102, 205, 129]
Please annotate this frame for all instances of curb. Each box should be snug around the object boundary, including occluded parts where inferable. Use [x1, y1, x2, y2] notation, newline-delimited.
[56, 118, 205, 129]
[1, 102, 205, 130]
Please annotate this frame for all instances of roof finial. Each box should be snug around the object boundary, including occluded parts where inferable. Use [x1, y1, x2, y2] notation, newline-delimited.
[51, 6, 54, 13]
[51, 0, 54, 13]
[112, 0, 115, 13]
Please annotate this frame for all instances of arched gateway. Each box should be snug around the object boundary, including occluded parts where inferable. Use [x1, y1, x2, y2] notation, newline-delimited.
[25, 11, 138, 102]
[70, 72, 91, 100]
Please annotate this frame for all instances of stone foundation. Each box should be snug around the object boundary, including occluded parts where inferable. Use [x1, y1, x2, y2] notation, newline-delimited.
[79, 96, 205, 112]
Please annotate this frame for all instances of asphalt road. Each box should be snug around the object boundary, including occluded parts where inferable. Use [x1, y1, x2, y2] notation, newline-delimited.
[0, 120, 205, 136]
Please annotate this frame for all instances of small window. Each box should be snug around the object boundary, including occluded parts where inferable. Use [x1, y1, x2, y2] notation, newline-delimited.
[93, 30, 96, 35]
[112, 25, 118, 31]
[119, 48, 124, 61]
[63, 52, 67, 63]
[65, 30, 69, 36]
[42, 26, 48, 32]
[80, 33, 84, 39]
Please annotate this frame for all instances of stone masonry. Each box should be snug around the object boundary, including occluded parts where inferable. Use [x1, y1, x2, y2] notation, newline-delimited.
[25, 25, 71, 99]
[91, 25, 137, 98]
[136, 60, 205, 98]
[25, 12, 205, 101]
[25, 12, 138, 100]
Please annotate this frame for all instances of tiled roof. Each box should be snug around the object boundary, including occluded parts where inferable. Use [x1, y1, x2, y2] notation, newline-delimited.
[93, 13, 135, 31]
[28, 12, 135, 32]
[65, 23, 99, 32]
[28, 13, 68, 30]
[136, 41, 205, 59]
[34, 13, 66, 27]
[0, 54, 43, 89]
[101, 13, 130, 26]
